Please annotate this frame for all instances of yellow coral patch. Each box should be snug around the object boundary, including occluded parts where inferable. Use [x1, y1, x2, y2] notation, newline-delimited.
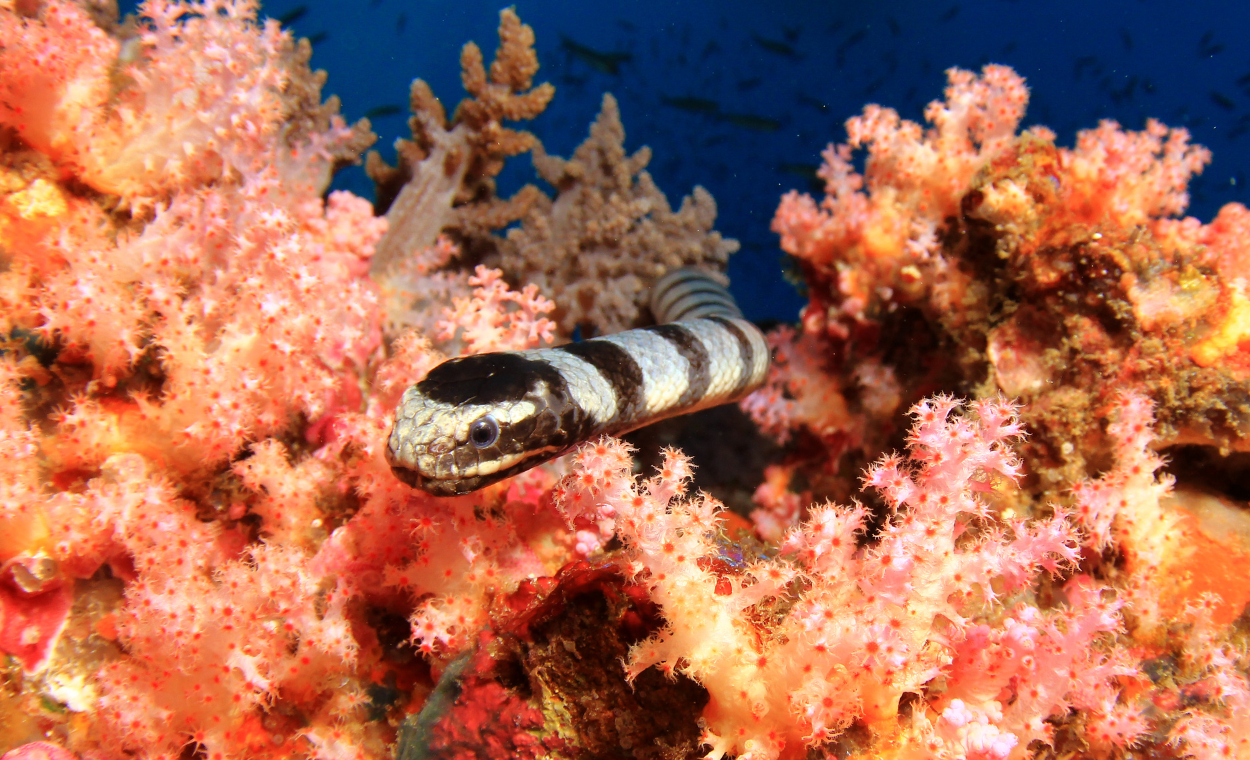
[862, 200, 906, 262]
[8, 178, 68, 220]
[1190, 287, 1250, 367]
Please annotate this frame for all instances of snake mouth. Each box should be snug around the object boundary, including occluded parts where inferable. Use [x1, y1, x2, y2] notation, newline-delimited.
[389, 443, 571, 497]
[388, 463, 486, 496]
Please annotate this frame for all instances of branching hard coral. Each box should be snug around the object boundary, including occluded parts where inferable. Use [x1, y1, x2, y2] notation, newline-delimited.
[490, 93, 739, 337]
[368, 12, 737, 341]
[367, 7, 553, 283]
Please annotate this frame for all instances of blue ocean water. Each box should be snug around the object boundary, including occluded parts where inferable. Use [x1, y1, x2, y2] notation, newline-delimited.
[120, 0, 1250, 323]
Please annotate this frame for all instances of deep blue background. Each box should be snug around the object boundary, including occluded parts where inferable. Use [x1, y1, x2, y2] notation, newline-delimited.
[120, 0, 1250, 323]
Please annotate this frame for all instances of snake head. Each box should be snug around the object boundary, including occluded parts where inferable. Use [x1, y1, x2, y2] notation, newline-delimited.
[386, 352, 593, 495]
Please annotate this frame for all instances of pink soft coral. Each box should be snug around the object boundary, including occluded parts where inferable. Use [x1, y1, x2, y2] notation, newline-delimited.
[437, 265, 556, 355]
[29, 176, 386, 471]
[556, 397, 1128, 760]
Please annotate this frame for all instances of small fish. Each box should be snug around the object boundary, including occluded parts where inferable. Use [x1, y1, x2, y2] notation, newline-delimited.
[661, 95, 720, 114]
[718, 112, 782, 132]
[701, 40, 721, 59]
[560, 35, 631, 75]
[1000, 40, 1018, 56]
[1198, 31, 1223, 56]
[1120, 28, 1133, 51]
[836, 28, 868, 67]
[778, 162, 820, 177]
[1105, 76, 1138, 105]
[396, 13, 406, 33]
[778, 163, 823, 194]
[276, 5, 307, 26]
[737, 77, 763, 91]
[1073, 55, 1098, 80]
[306, 31, 328, 45]
[1210, 91, 1236, 111]
[939, 5, 960, 22]
[616, 18, 637, 33]
[364, 104, 404, 119]
[796, 93, 829, 113]
[887, 17, 901, 36]
[782, 26, 800, 42]
[863, 75, 888, 96]
[752, 33, 801, 59]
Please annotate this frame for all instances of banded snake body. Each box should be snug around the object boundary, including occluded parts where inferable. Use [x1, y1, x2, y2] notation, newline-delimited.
[386, 269, 769, 495]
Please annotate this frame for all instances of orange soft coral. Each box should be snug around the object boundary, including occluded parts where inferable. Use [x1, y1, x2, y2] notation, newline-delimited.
[0, 0, 366, 203]
[773, 65, 1032, 322]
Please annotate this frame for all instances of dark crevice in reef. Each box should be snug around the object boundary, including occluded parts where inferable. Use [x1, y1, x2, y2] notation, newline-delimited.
[1162, 445, 1250, 504]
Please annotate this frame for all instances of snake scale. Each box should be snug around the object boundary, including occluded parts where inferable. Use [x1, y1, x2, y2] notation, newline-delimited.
[386, 269, 770, 495]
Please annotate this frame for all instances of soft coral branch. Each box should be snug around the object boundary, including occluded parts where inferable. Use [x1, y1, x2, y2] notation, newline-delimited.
[556, 398, 1117, 760]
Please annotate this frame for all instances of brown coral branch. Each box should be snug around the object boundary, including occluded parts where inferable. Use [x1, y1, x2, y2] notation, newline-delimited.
[368, 7, 552, 283]
[489, 94, 739, 337]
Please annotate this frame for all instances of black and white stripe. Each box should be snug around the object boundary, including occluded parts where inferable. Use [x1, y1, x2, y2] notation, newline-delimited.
[387, 269, 769, 495]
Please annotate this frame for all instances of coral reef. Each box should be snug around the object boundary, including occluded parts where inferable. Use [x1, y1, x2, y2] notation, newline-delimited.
[761, 65, 1250, 497]
[367, 11, 735, 341]
[1, 1, 1249, 759]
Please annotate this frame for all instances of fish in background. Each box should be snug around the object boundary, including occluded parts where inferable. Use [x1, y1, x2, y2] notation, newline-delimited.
[364, 104, 404, 120]
[277, 5, 307, 26]
[836, 28, 867, 68]
[1198, 30, 1223, 56]
[560, 35, 631, 75]
[661, 95, 720, 114]
[778, 162, 824, 195]
[718, 112, 781, 132]
[751, 33, 801, 59]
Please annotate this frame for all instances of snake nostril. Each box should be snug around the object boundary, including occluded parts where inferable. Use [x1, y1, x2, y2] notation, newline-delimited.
[429, 436, 454, 455]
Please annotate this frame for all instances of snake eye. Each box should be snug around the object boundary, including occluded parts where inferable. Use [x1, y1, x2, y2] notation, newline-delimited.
[469, 415, 499, 449]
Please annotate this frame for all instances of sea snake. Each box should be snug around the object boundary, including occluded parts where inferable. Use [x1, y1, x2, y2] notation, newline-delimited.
[386, 269, 770, 495]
